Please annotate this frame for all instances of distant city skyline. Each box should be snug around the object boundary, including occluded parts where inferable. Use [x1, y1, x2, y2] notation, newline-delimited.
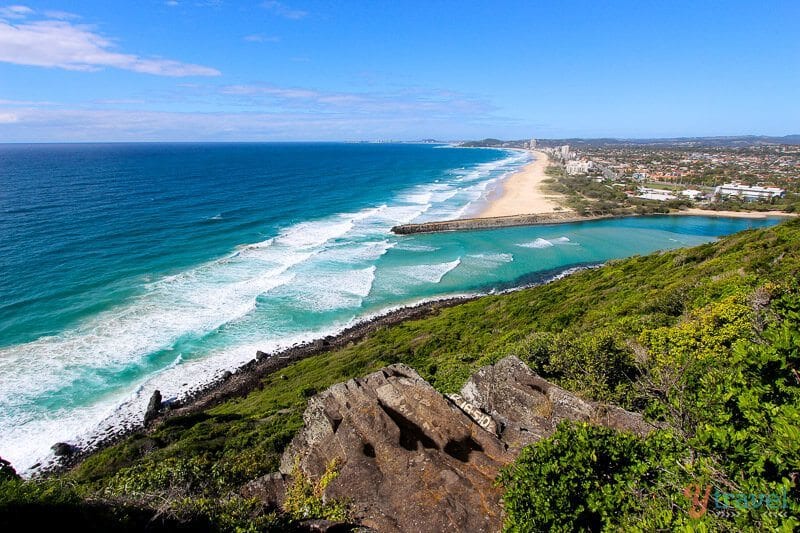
[0, 0, 798, 142]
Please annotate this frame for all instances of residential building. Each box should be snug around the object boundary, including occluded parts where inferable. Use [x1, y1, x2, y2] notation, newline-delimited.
[714, 183, 785, 201]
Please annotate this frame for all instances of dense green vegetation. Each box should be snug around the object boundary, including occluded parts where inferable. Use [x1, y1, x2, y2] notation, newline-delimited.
[501, 282, 800, 531]
[543, 166, 692, 216]
[2, 219, 799, 531]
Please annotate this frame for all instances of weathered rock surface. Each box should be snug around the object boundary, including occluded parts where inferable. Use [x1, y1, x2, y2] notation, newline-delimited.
[51, 442, 77, 457]
[241, 472, 288, 509]
[144, 389, 163, 425]
[280, 364, 512, 533]
[460, 355, 655, 453]
[269, 356, 656, 532]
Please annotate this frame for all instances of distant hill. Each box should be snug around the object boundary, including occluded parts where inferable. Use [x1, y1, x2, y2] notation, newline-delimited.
[460, 135, 800, 148]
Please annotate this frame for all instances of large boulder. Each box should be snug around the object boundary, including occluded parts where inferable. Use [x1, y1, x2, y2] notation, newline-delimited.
[144, 389, 162, 425]
[460, 355, 655, 453]
[241, 472, 288, 509]
[280, 364, 512, 533]
[51, 442, 78, 457]
[268, 357, 657, 531]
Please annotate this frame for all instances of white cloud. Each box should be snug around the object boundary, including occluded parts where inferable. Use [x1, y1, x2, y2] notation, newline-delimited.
[261, 1, 307, 20]
[0, 106, 503, 141]
[217, 83, 496, 117]
[0, 98, 54, 105]
[92, 98, 147, 105]
[0, 5, 33, 19]
[243, 33, 280, 43]
[42, 10, 79, 20]
[0, 14, 220, 76]
[0, 84, 515, 141]
[0, 82, 511, 141]
[221, 85, 319, 99]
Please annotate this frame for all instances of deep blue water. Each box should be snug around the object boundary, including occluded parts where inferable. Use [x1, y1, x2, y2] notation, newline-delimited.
[0, 142, 779, 472]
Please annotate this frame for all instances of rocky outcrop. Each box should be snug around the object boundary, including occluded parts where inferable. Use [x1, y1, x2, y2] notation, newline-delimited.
[51, 442, 78, 457]
[241, 472, 288, 509]
[144, 389, 162, 425]
[460, 356, 655, 453]
[267, 356, 656, 532]
[280, 364, 512, 533]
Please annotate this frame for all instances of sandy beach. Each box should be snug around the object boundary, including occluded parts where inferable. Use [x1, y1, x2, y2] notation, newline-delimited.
[477, 150, 567, 218]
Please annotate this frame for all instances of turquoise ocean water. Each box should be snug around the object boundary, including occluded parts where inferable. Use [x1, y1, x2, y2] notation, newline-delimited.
[0, 143, 779, 473]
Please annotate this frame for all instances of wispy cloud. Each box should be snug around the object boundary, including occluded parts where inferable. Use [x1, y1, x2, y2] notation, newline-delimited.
[218, 83, 496, 117]
[0, 7, 220, 76]
[261, 1, 307, 20]
[0, 81, 513, 141]
[0, 5, 32, 19]
[92, 98, 147, 105]
[243, 33, 280, 43]
[42, 10, 79, 20]
[0, 106, 510, 141]
[0, 97, 55, 106]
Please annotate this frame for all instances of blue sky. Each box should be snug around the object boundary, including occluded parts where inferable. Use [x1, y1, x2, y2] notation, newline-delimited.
[0, 0, 798, 141]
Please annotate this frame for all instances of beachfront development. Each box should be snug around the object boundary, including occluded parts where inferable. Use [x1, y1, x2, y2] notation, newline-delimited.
[393, 138, 799, 234]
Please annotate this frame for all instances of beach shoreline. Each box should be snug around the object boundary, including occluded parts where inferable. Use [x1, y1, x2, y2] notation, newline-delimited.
[45, 295, 478, 474]
[670, 208, 798, 219]
[477, 150, 568, 218]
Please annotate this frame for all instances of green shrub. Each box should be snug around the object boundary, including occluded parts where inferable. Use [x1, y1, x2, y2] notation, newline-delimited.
[282, 458, 349, 522]
[498, 423, 689, 532]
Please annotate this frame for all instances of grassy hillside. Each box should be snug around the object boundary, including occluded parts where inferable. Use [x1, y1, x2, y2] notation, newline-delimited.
[2, 219, 799, 531]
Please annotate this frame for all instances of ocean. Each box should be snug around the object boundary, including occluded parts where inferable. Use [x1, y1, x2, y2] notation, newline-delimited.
[0, 142, 779, 473]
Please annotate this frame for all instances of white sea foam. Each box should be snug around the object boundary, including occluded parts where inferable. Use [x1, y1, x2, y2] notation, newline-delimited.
[394, 243, 439, 252]
[274, 217, 354, 248]
[467, 252, 514, 265]
[281, 265, 378, 312]
[517, 236, 577, 249]
[318, 240, 395, 265]
[401, 189, 434, 205]
[517, 238, 554, 249]
[392, 258, 462, 284]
